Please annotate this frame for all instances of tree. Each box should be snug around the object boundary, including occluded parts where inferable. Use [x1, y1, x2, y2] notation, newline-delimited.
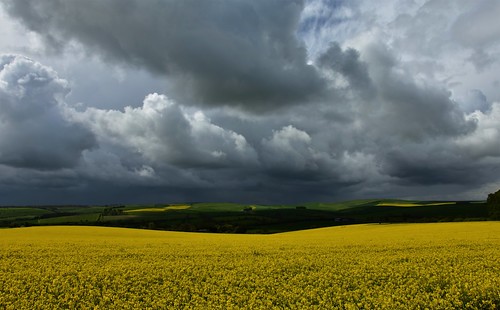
[486, 189, 500, 220]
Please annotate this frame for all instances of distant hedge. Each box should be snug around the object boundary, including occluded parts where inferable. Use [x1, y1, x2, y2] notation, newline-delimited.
[487, 189, 500, 219]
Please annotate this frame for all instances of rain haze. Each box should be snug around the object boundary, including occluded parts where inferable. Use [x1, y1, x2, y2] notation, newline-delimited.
[0, 0, 500, 205]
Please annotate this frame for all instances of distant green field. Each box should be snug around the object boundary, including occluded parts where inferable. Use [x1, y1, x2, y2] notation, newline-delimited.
[0, 200, 490, 233]
[0, 207, 52, 219]
[37, 213, 101, 225]
[303, 199, 381, 211]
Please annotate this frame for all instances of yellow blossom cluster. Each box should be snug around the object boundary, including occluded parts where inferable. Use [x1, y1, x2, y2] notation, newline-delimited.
[0, 222, 499, 309]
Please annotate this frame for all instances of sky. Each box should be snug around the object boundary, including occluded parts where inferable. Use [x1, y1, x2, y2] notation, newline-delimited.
[0, 0, 499, 205]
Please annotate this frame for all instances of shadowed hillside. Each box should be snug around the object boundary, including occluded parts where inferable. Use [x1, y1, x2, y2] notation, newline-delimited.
[0, 199, 489, 233]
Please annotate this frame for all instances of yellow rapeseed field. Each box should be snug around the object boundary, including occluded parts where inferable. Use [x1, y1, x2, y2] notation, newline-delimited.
[125, 205, 191, 213]
[376, 202, 456, 207]
[0, 222, 499, 309]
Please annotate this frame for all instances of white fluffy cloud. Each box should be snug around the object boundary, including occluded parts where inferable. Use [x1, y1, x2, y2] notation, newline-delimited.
[77, 93, 258, 169]
[0, 55, 95, 170]
[261, 125, 319, 175]
[456, 102, 500, 159]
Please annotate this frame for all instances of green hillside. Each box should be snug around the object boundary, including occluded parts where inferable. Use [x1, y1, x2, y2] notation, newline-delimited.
[0, 199, 489, 233]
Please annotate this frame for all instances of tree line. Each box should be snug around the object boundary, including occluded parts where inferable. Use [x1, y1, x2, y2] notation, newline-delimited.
[487, 189, 500, 220]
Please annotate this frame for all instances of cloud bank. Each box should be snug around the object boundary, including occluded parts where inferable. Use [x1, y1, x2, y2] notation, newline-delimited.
[0, 0, 325, 111]
[0, 0, 500, 204]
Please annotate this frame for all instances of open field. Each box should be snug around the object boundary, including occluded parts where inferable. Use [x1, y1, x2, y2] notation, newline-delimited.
[0, 200, 489, 233]
[1, 222, 499, 309]
[124, 205, 191, 213]
[376, 202, 457, 207]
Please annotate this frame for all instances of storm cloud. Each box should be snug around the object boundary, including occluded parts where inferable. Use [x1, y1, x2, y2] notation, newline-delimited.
[0, 0, 324, 110]
[0, 0, 500, 204]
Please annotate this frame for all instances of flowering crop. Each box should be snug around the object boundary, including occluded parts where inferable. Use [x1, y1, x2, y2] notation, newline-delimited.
[124, 205, 191, 213]
[0, 222, 499, 309]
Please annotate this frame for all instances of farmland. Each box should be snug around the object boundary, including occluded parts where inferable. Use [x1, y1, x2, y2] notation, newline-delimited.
[0, 199, 489, 233]
[1, 222, 499, 309]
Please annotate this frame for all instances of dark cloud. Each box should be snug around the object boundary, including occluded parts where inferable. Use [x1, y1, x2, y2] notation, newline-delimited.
[360, 42, 476, 143]
[0, 48, 484, 204]
[379, 144, 468, 186]
[0, 55, 96, 170]
[317, 42, 374, 99]
[0, 0, 325, 111]
[0, 1, 500, 205]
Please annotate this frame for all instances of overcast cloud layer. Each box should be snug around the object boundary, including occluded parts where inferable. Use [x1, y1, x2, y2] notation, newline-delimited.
[0, 0, 500, 204]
